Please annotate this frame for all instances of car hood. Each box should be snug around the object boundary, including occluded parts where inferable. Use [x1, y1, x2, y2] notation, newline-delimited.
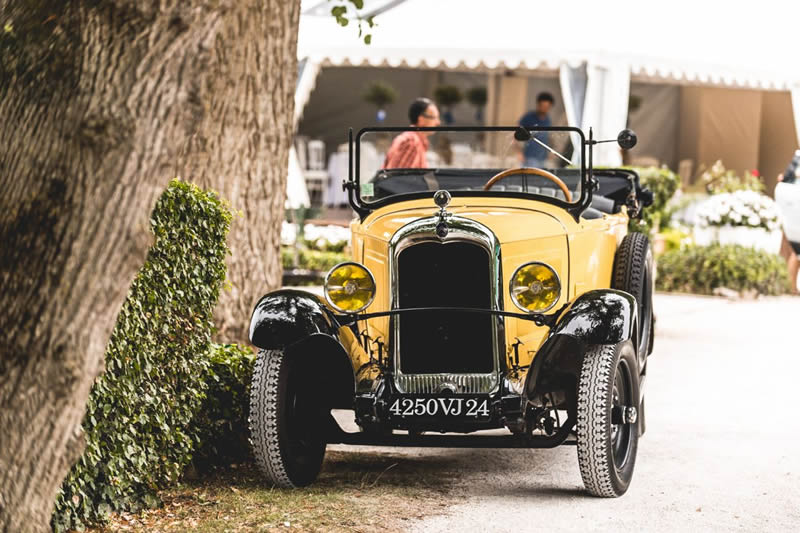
[359, 204, 569, 244]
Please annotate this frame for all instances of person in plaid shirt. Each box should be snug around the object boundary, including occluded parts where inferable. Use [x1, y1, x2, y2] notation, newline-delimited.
[383, 97, 441, 169]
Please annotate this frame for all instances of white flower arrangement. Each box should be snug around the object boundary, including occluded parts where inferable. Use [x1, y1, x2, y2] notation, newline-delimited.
[696, 190, 782, 232]
[303, 223, 351, 250]
[281, 221, 351, 251]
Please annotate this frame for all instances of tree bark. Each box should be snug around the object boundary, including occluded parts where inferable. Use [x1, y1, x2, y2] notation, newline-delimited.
[178, 0, 301, 344]
[0, 2, 222, 531]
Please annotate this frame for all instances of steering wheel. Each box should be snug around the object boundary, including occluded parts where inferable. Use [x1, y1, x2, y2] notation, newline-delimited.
[483, 167, 573, 202]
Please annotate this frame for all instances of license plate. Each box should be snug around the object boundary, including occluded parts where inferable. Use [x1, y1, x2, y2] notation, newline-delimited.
[388, 397, 490, 418]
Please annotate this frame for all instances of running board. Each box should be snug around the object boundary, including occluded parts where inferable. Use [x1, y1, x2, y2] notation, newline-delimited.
[329, 417, 576, 449]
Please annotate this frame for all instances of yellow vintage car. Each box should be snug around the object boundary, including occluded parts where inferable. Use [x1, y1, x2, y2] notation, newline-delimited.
[248, 126, 654, 497]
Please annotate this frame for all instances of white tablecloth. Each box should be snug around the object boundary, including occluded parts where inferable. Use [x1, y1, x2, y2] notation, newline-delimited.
[323, 152, 350, 206]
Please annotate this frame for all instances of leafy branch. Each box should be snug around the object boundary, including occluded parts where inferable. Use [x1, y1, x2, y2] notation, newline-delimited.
[329, 0, 376, 44]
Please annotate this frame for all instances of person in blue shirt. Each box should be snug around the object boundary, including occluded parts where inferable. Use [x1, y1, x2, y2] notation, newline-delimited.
[518, 92, 555, 167]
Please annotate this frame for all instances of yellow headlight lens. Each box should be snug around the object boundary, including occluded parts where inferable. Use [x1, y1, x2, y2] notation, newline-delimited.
[510, 262, 560, 313]
[324, 262, 376, 313]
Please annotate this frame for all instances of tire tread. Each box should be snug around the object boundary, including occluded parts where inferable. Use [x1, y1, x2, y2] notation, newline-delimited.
[249, 349, 295, 488]
[577, 344, 621, 497]
[613, 232, 653, 356]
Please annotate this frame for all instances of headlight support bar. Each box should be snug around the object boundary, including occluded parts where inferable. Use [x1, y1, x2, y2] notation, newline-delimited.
[333, 304, 569, 329]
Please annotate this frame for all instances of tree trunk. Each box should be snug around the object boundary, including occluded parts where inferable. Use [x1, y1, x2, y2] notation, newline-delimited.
[178, 0, 301, 344]
[0, 3, 222, 531]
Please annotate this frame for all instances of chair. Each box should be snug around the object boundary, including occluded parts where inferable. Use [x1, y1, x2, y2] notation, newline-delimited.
[307, 140, 326, 171]
[303, 170, 327, 206]
[451, 143, 473, 168]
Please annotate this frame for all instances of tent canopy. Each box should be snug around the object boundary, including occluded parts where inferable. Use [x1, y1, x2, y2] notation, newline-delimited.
[299, 0, 800, 90]
[296, 0, 800, 179]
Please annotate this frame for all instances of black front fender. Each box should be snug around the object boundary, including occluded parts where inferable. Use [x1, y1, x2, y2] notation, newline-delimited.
[249, 290, 356, 408]
[249, 289, 340, 349]
[524, 289, 638, 399]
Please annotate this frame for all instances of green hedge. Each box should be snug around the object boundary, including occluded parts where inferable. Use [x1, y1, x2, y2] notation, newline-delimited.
[281, 247, 350, 271]
[656, 243, 791, 296]
[52, 180, 232, 531]
[627, 166, 680, 236]
[192, 343, 256, 469]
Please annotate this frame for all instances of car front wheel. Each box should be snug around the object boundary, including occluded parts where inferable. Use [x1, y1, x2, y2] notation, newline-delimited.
[576, 342, 640, 497]
[249, 349, 327, 487]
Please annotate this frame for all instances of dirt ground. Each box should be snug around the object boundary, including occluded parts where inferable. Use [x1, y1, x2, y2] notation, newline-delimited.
[327, 293, 800, 532]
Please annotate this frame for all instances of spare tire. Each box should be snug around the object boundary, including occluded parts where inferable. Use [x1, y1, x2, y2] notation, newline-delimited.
[612, 232, 654, 363]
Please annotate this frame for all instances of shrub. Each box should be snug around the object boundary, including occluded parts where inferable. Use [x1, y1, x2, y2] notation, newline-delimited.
[433, 85, 463, 108]
[466, 86, 487, 108]
[656, 227, 692, 255]
[656, 243, 790, 296]
[627, 166, 680, 236]
[282, 247, 350, 271]
[699, 160, 764, 194]
[363, 80, 397, 109]
[52, 180, 232, 531]
[192, 343, 256, 470]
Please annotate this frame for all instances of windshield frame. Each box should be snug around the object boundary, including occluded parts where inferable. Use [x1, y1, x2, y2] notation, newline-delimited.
[346, 126, 589, 220]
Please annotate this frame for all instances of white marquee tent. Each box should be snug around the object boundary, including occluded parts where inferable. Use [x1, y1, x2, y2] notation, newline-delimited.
[289, 0, 800, 205]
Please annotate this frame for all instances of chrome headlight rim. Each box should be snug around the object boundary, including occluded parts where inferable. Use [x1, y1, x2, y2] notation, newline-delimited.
[509, 261, 561, 314]
[323, 261, 376, 314]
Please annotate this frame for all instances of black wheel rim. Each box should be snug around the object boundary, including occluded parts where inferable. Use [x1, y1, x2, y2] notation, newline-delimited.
[611, 358, 633, 470]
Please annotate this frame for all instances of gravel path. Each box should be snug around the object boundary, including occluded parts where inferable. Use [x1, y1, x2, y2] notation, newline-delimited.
[336, 293, 800, 532]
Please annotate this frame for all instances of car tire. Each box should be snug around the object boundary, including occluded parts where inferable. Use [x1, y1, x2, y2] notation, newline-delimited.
[577, 342, 640, 497]
[249, 349, 326, 488]
[613, 232, 654, 360]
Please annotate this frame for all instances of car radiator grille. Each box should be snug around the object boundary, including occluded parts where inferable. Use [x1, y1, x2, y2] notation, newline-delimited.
[395, 241, 495, 393]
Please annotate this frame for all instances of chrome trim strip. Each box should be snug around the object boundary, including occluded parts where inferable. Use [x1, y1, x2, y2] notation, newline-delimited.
[395, 374, 498, 395]
[388, 215, 503, 395]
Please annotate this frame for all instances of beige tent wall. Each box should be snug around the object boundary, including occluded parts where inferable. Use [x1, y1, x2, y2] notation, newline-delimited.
[677, 86, 762, 183]
[701, 88, 761, 176]
[493, 75, 529, 125]
[759, 91, 798, 194]
[627, 82, 681, 169]
[677, 86, 701, 184]
[485, 73, 527, 154]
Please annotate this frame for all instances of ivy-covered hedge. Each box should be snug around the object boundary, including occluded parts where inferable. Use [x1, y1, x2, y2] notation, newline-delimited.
[627, 166, 680, 236]
[656, 243, 791, 296]
[52, 180, 232, 531]
[192, 343, 256, 469]
[281, 247, 350, 272]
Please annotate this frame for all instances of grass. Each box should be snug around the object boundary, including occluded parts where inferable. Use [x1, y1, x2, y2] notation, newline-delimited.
[92, 450, 458, 532]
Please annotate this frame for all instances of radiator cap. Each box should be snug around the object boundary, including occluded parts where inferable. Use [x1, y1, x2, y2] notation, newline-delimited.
[433, 189, 451, 209]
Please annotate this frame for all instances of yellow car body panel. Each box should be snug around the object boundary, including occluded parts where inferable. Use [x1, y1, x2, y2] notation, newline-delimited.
[346, 196, 629, 371]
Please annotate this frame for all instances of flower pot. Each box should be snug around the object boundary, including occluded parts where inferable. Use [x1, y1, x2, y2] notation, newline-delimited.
[693, 226, 716, 246]
[694, 224, 782, 254]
